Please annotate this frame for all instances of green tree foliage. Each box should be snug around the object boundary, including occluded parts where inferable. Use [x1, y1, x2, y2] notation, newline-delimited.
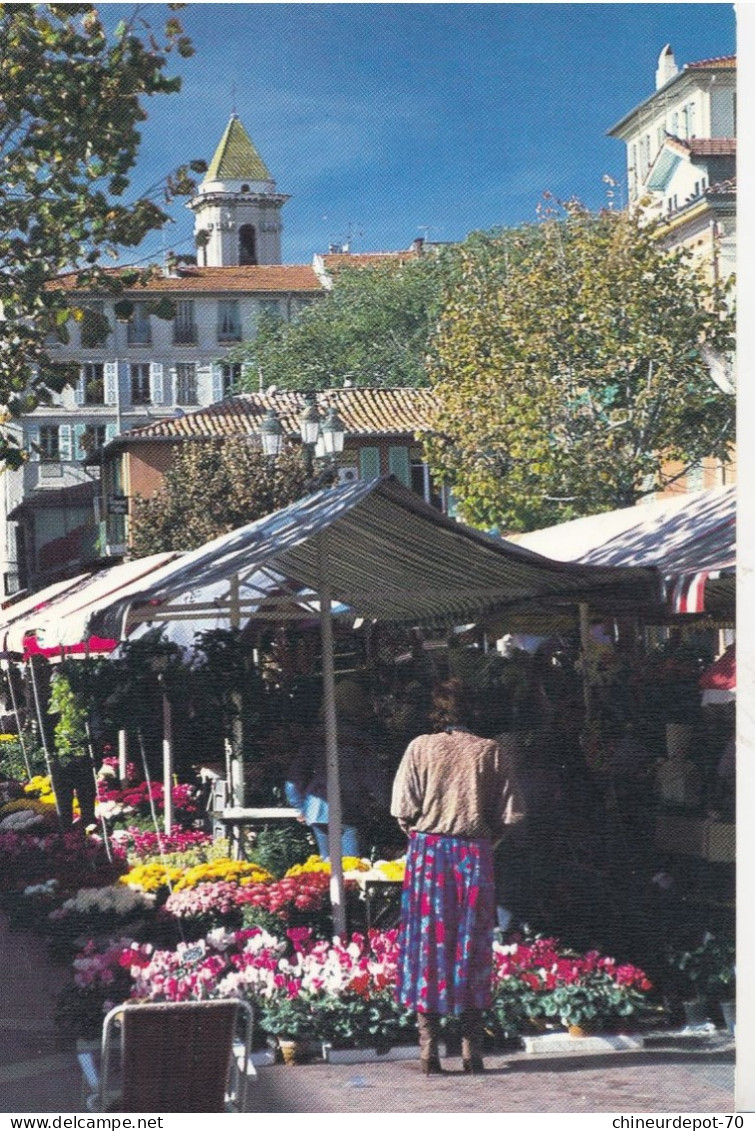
[233, 253, 452, 391]
[425, 202, 735, 531]
[130, 438, 310, 556]
[0, 3, 198, 466]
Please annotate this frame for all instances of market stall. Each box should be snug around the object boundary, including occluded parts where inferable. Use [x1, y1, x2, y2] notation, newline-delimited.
[0, 475, 661, 934]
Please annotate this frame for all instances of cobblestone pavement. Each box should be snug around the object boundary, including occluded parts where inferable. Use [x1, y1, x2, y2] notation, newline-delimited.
[241, 1048, 735, 1114]
[0, 917, 736, 1115]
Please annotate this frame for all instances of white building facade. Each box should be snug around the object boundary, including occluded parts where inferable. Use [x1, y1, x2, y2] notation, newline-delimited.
[4, 117, 324, 595]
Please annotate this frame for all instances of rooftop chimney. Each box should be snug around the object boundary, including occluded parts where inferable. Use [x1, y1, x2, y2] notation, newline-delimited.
[656, 44, 678, 90]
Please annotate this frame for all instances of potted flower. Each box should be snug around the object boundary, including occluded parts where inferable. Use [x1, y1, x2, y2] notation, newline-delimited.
[257, 993, 319, 1063]
[667, 934, 735, 1030]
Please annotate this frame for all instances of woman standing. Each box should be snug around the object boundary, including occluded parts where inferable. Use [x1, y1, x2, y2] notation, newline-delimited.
[391, 678, 525, 1075]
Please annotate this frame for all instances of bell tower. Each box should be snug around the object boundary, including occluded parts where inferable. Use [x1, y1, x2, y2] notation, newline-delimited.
[189, 115, 289, 267]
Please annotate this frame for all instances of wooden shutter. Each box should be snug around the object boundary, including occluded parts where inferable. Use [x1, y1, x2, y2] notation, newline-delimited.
[149, 362, 164, 405]
[73, 423, 87, 461]
[388, 445, 410, 486]
[58, 424, 73, 462]
[359, 446, 381, 480]
[27, 426, 40, 461]
[211, 363, 223, 403]
[74, 370, 85, 406]
[104, 361, 118, 406]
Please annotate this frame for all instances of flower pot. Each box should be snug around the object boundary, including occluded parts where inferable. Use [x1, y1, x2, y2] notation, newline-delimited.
[567, 1024, 595, 1038]
[682, 999, 710, 1027]
[720, 999, 735, 1035]
[278, 1038, 307, 1065]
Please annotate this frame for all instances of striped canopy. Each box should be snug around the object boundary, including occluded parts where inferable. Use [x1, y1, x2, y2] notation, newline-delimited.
[69, 476, 661, 645]
[513, 486, 735, 618]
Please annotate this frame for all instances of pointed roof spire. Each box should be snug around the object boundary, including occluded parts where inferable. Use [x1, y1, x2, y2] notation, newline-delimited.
[203, 114, 273, 183]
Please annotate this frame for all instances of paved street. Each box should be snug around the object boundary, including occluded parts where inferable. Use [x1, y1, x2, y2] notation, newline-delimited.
[0, 917, 736, 1115]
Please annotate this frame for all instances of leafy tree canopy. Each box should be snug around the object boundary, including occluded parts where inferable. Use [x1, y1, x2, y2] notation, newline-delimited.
[0, 3, 199, 466]
[130, 438, 310, 557]
[231, 252, 454, 391]
[425, 201, 735, 531]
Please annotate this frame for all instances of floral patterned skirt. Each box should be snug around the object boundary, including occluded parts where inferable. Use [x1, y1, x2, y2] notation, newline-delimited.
[395, 830, 495, 1016]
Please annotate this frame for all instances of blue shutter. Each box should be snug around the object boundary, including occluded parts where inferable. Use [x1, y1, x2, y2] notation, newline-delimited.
[388, 446, 410, 486]
[27, 426, 40, 461]
[73, 423, 87, 461]
[359, 447, 381, 480]
[104, 361, 118, 406]
[105, 422, 117, 445]
[74, 371, 85, 406]
[211, 364, 223, 403]
[149, 362, 164, 405]
[58, 424, 73, 462]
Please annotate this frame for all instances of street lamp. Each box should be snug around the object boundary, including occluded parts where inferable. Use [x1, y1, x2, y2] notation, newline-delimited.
[259, 408, 284, 457]
[259, 394, 346, 489]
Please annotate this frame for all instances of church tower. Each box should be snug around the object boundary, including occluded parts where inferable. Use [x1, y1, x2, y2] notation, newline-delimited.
[189, 115, 289, 267]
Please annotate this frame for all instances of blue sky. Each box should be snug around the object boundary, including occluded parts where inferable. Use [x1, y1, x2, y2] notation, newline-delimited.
[115, 2, 737, 266]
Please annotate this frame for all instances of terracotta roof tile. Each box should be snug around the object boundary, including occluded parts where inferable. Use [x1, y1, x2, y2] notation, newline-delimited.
[322, 249, 421, 271]
[113, 387, 440, 444]
[706, 177, 737, 196]
[665, 137, 736, 158]
[50, 264, 323, 295]
[685, 55, 736, 70]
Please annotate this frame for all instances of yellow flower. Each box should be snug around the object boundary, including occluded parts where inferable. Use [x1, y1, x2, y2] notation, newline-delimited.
[0, 798, 56, 816]
[172, 858, 273, 892]
[285, 855, 370, 878]
[120, 863, 184, 893]
[374, 859, 406, 882]
[25, 775, 55, 801]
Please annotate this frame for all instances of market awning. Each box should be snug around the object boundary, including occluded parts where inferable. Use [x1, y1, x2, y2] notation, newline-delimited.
[0, 552, 182, 658]
[511, 486, 735, 617]
[69, 476, 663, 643]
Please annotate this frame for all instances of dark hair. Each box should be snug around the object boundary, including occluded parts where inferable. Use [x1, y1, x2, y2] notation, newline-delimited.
[429, 678, 474, 732]
[430, 676, 516, 738]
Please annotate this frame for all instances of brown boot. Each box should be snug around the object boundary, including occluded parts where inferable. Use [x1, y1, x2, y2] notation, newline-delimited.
[461, 1009, 485, 1074]
[417, 1012, 444, 1075]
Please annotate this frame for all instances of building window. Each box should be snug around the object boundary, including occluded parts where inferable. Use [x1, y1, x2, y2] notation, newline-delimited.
[82, 424, 107, 457]
[176, 363, 197, 405]
[687, 101, 696, 138]
[130, 363, 151, 405]
[38, 426, 60, 462]
[173, 300, 197, 345]
[82, 362, 105, 405]
[239, 224, 257, 265]
[217, 300, 242, 342]
[80, 301, 110, 349]
[126, 303, 151, 346]
[221, 362, 242, 397]
[671, 111, 679, 135]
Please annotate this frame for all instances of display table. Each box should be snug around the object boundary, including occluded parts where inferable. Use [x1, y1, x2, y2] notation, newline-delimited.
[343, 869, 404, 930]
[654, 813, 735, 863]
[215, 807, 301, 860]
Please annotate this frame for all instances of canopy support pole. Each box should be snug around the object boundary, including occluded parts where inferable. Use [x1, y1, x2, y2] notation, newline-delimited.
[578, 602, 593, 724]
[27, 657, 61, 820]
[318, 531, 346, 939]
[2, 662, 31, 777]
[118, 730, 128, 782]
[228, 574, 245, 816]
[160, 676, 174, 835]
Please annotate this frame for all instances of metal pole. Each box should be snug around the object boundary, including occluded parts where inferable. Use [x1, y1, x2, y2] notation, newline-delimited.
[118, 729, 128, 782]
[228, 574, 245, 812]
[160, 675, 174, 834]
[2, 662, 31, 777]
[27, 657, 62, 819]
[318, 531, 346, 939]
